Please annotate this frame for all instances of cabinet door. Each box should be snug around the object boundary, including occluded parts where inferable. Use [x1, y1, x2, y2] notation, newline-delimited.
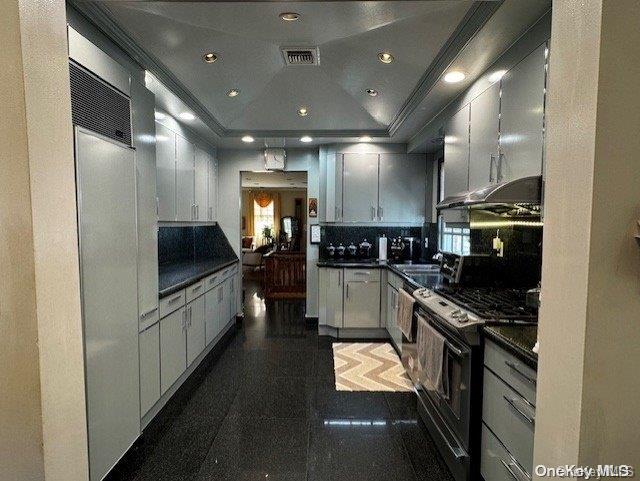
[469, 82, 500, 191]
[132, 81, 159, 328]
[379, 153, 426, 223]
[443, 104, 470, 223]
[139, 323, 160, 416]
[175, 134, 195, 221]
[325, 153, 344, 222]
[160, 307, 187, 394]
[194, 147, 209, 221]
[342, 153, 379, 222]
[155, 122, 176, 221]
[228, 275, 236, 322]
[186, 296, 206, 366]
[204, 287, 219, 345]
[327, 269, 344, 328]
[218, 281, 229, 333]
[208, 150, 217, 221]
[344, 281, 380, 328]
[499, 43, 546, 182]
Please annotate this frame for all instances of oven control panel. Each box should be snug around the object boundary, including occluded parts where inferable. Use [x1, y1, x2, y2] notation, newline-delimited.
[413, 288, 483, 330]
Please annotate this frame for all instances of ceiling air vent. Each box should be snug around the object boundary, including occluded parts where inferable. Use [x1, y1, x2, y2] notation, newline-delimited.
[281, 47, 320, 66]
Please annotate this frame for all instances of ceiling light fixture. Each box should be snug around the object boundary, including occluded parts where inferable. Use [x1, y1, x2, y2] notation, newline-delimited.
[366, 89, 379, 97]
[227, 89, 240, 97]
[203, 52, 218, 63]
[179, 112, 195, 121]
[280, 12, 300, 21]
[378, 52, 394, 64]
[241, 135, 255, 143]
[359, 136, 372, 142]
[489, 70, 507, 83]
[154, 111, 166, 120]
[300, 136, 313, 143]
[297, 107, 309, 117]
[443, 71, 466, 83]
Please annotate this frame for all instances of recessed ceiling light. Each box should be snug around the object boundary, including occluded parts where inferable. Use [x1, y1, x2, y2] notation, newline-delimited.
[366, 89, 379, 97]
[154, 111, 166, 120]
[443, 71, 466, 83]
[489, 70, 507, 83]
[359, 136, 372, 142]
[203, 52, 218, 63]
[280, 12, 300, 21]
[179, 112, 195, 121]
[241, 135, 255, 143]
[300, 136, 313, 143]
[378, 52, 394, 64]
[297, 107, 309, 117]
[227, 89, 240, 97]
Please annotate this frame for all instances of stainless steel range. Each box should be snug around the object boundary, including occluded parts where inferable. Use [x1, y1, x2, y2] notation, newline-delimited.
[400, 255, 538, 481]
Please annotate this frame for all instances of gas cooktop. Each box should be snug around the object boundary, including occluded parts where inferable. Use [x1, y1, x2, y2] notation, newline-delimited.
[434, 286, 538, 322]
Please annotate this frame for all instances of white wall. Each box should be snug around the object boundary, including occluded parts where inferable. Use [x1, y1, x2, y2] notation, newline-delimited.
[218, 149, 320, 317]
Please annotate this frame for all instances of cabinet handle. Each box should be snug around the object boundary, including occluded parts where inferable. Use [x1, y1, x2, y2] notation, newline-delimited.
[338, 272, 341, 286]
[196, 204, 199, 220]
[209, 276, 217, 285]
[155, 197, 159, 218]
[378, 206, 383, 220]
[503, 395, 535, 425]
[371, 206, 376, 221]
[189, 306, 193, 327]
[500, 459, 530, 481]
[346, 284, 349, 299]
[168, 294, 182, 304]
[140, 306, 158, 318]
[489, 154, 495, 182]
[334, 206, 338, 221]
[505, 360, 536, 385]
[182, 309, 187, 331]
[497, 153, 504, 182]
[192, 285, 202, 293]
[354, 271, 371, 276]
[209, 206, 213, 220]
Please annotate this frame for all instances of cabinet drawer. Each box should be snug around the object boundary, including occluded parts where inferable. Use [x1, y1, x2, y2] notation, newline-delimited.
[203, 272, 222, 291]
[481, 424, 531, 481]
[344, 268, 380, 282]
[185, 280, 205, 303]
[159, 289, 185, 318]
[482, 368, 535, 474]
[484, 339, 537, 405]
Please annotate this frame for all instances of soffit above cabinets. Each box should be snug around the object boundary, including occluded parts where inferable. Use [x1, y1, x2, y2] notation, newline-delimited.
[74, 0, 551, 148]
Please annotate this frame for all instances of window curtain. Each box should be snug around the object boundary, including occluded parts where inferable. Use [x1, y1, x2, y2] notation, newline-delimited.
[272, 192, 281, 238]
[244, 190, 255, 236]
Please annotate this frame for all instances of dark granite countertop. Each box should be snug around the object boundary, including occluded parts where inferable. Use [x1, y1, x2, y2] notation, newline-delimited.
[159, 257, 238, 299]
[316, 259, 443, 290]
[483, 324, 538, 369]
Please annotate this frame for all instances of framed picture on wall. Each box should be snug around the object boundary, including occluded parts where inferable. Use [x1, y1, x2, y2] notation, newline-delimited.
[308, 198, 318, 218]
[310, 224, 321, 244]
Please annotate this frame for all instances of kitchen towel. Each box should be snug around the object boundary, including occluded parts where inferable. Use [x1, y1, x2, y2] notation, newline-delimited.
[416, 314, 448, 398]
[396, 288, 415, 341]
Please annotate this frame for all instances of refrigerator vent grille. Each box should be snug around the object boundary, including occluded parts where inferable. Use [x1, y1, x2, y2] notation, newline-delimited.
[281, 47, 319, 66]
[69, 61, 132, 145]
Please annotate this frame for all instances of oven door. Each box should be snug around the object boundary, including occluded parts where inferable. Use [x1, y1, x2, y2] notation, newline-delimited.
[415, 307, 471, 450]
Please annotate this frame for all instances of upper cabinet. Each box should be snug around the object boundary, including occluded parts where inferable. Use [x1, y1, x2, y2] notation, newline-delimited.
[443, 105, 471, 223]
[469, 82, 500, 191]
[499, 43, 547, 182]
[322, 151, 427, 224]
[155, 121, 217, 223]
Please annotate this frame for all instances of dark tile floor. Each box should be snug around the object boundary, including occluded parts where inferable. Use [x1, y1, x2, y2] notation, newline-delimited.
[106, 281, 453, 481]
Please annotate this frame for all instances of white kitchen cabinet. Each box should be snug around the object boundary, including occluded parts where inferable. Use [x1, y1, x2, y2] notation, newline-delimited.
[342, 153, 379, 222]
[324, 153, 344, 222]
[186, 295, 206, 366]
[205, 285, 220, 345]
[139, 323, 160, 416]
[319, 268, 344, 328]
[160, 307, 187, 394]
[443, 104, 470, 223]
[132, 81, 159, 329]
[194, 146, 209, 222]
[469, 82, 501, 191]
[176, 134, 195, 221]
[155, 122, 176, 221]
[499, 43, 547, 182]
[207, 150, 217, 221]
[344, 279, 381, 328]
[378, 153, 426, 223]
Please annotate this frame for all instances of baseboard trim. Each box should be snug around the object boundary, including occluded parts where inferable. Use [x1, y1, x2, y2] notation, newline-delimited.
[318, 325, 390, 340]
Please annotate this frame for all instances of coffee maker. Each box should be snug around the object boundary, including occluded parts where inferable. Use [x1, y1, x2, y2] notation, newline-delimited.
[402, 237, 421, 263]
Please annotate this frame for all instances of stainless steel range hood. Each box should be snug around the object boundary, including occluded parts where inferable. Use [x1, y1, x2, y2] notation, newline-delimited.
[436, 175, 542, 211]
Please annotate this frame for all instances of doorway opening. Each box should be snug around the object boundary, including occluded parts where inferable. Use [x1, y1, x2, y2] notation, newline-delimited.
[240, 171, 308, 300]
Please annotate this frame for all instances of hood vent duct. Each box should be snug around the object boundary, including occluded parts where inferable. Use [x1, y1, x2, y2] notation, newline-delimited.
[281, 47, 320, 66]
[436, 175, 543, 213]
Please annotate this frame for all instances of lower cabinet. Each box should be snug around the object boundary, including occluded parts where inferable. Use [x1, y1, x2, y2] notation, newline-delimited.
[160, 306, 187, 394]
[205, 286, 220, 345]
[343, 269, 381, 328]
[319, 267, 344, 328]
[139, 323, 160, 416]
[186, 295, 206, 366]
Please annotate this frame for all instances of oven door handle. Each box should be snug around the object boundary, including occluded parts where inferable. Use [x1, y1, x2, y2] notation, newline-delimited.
[427, 408, 468, 461]
[445, 342, 464, 358]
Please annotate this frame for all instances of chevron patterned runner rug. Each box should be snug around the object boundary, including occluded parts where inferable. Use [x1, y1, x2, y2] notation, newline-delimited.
[332, 342, 414, 392]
